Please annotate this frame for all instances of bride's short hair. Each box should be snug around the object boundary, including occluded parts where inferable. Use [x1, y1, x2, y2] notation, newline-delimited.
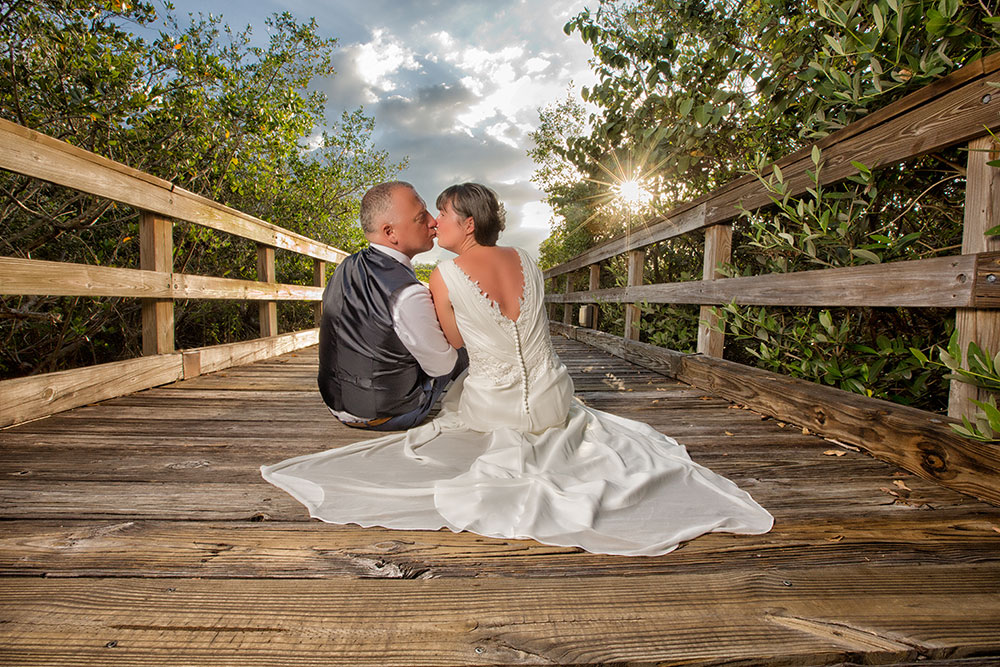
[436, 183, 506, 246]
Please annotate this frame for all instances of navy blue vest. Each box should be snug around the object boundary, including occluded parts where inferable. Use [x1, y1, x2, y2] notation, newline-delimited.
[318, 247, 425, 418]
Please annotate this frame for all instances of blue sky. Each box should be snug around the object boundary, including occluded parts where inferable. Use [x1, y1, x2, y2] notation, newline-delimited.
[159, 0, 597, 262]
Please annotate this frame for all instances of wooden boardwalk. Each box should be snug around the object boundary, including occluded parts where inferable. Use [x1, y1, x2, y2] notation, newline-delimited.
[1, 337, 999, 665]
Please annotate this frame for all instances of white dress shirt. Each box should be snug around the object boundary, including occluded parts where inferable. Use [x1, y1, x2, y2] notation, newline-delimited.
[330, 243, 458, 423]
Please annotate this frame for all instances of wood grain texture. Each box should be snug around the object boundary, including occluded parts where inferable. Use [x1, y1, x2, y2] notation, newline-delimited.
[545, 253, 986, 308]
[544, 56, 1000, 279]
[0, 330, 318, 426]
[0, 256, 324, 301]
[0, 118, 348, 263]
[623, 249, 644, 341]
[697, 223, 731, 356]
[140, 211, 174, 355]
[950, 136, 1000, 420]
[256, 245, 278, 338]
[2, 340, 999, 665]
[0, 566, 998, 665]
[0, 354, 184, 428]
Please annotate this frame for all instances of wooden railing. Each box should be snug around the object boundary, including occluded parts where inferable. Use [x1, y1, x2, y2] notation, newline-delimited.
[544, 54, 1000, 505]
[0, 118, 348, 427]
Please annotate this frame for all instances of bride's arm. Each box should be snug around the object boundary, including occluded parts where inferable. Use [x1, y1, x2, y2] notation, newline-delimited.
[429, 267, 465, 349]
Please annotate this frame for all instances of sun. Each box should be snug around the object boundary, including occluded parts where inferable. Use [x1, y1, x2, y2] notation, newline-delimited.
[614, 179, 652, 208]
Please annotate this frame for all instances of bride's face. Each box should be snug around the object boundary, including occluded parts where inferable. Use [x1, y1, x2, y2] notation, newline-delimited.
[434, 199, 473, 252]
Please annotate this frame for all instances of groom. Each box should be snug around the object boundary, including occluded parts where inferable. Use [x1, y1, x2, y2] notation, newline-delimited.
[317, 181, 467, 430]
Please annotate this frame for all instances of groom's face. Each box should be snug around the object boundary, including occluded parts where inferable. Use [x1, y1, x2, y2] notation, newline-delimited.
[386, 186, 435, 257]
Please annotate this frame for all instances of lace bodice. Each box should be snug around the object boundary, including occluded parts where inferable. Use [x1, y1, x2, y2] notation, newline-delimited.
[437, 247, 573, 433]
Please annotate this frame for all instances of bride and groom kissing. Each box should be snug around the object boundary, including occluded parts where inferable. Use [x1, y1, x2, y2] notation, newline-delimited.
[262, 180, 773, 557]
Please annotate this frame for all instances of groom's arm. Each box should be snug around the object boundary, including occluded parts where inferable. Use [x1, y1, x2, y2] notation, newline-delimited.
[391, 283, 459, 377]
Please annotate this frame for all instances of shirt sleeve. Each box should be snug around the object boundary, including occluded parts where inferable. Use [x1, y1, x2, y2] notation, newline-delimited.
[390, 283, 458, 377]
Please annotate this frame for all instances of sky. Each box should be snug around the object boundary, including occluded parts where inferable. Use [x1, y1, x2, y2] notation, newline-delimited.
[161, 0, 599, 263]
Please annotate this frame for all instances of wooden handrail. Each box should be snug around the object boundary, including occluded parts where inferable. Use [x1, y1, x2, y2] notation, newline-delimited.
[0, 118, 348, 264]
[544, 53, 1000, 280]
[543, 54, 1000, 507]
[545, 253, 999, 309]
[0, 119, 352, 427]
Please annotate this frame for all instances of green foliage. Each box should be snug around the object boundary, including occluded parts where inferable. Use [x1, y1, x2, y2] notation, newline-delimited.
[911, 332, 1000, 441]
[0, 0, 400, 378]
[532, 0, 997, 413]
[713, 303, 947, 408]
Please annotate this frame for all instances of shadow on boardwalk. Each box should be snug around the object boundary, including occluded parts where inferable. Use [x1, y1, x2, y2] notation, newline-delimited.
[1, 337, 999, 665]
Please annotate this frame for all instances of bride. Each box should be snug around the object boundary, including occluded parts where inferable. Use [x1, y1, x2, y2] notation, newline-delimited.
[261, 183, 773, 556]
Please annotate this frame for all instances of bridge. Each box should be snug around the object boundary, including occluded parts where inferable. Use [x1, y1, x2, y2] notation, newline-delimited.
[1, 55, 999, 665]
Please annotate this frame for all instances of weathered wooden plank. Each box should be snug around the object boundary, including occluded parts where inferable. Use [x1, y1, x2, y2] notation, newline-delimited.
[256, 245, 278, 338]
[0, 566, 998, 665]
[0, 354, 184, 428]
[1, 512, 997, 579]
[140, 211, 174, 355]
[0, 331, 318, 427]
[561, 273, 573, 324]
[544, 58, 1000, 278]
[551, 323, 1000, 506]
[0, 118, 348, 263]
[950, 136, 1000, 420]
[697, 223, 731, 356]
[545, 253, 986, 308]
[0, 257, 324, 301]
[0, 470, 982, 521]
[187, 331, 318, 377]
[623, 249, 644, 341]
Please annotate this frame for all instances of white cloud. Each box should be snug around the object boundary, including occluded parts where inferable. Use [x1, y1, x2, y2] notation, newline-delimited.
[350, 29, 421, 101]
[519, 201, 554, 229]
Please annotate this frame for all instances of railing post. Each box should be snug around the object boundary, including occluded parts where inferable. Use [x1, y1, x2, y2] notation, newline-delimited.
[562, 273, 574, 325]
[583, 263, 600, 328]
[698, 222, 732, 357]
[313, 259, 326, 327]
[139, 211, 173, 355]
[257, 244, 278, 338]
[949, 135, 1000, 420]
[624, 249, 644, 341]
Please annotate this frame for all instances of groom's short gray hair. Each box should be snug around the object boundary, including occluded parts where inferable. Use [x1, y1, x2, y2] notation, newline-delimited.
[360, 181, 415, 234]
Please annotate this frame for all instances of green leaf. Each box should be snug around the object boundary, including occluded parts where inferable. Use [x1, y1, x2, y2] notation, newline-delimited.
[925, 8, 948, 35]
[850, 248, 881, 263]
[850, 160, 871, 175]
[910, 347, 929, 366]
[824, 34, 846, 56]
[872, 4, 885, 33]
[679, 97, 694, 118]
[988, 224, 1000, 236]
[971, 399, 1000, 433]
[937, 0, 959, 18]
[811, 144, 821, 165]
[772, 163, 783, 182]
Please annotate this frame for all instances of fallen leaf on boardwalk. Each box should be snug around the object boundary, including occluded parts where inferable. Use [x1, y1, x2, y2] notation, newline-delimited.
[826, 535, 844, 542]
[777, 422, 786, 427]
[893, 480, 911, 491]
[650, 399, 660, 404]
[725, 431, 734, 436]
[699, 396, 712, 400]
[823, 450, 847, 456]
[801, 426, 811, 435]
[879, 487, 900, 497]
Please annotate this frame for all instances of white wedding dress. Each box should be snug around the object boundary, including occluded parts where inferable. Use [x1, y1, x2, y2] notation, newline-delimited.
[261, 247, 773, 556]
